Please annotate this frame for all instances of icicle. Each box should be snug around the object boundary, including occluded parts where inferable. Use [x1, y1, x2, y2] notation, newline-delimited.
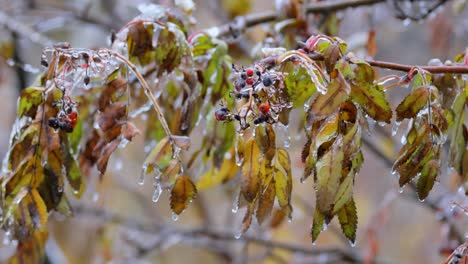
[392, 121, 401, 136]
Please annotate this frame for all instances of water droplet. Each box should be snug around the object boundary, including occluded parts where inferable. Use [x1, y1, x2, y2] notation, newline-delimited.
[171, 212, 179, 221]
[152, 184, 162, 203]
[392, 121, 401, 136]
[419, 198, 425, 202]
[450, 203, 457, 211]
[403, 18, 411, 27]
[232, 193, 239, 213]
[234, 232, 242, 239]
[399, 186, 405, 193]
[322, 222, 328, 231]
[92, 192, 100, 202]
[304, 103, 310, 112]
[139, 167, 146, 186]
[377, 121, 386, 127]
[312, 241, 317, 246]
[400, 135, 407, 145]
[349, 240, 356, 247]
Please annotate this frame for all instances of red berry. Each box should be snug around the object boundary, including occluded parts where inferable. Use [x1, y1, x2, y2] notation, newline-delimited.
[215, 107, 229, 121]
[259, 103, 270, 115]
[246, 78, 254, 85]
[246, 68, 254, 77]
[68, 111, 77, 120]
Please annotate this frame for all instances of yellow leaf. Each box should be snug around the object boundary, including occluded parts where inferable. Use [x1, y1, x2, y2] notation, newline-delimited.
[256, 179, 276, 225]
[30, 189, 48, 229]
[241, 138, 262, 202]
[170, 175, 197, 215]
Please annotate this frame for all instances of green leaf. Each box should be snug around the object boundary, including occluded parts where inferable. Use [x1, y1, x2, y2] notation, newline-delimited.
[449, 92, 466, 173]
[337, 198, 358, 243]
[241, 138, 262, 202]
[395, 87, 430, 121]
[311, 207, 325, 243]
[170, 175, 197, 215]
[315, 136, 344, 217]
[18, 87, 43, 118]
[416, 160, 439, 200]
[309, 71, 350, 121]
[333, 169, 354, 214]
[284, 65, 317, 107]
[351, 65, 392, 123]
[274, 148, 293, 218]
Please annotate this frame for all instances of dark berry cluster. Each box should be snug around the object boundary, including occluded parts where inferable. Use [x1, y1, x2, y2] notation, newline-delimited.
[215, 64, 281, 129]
[48, 96, 78, 133]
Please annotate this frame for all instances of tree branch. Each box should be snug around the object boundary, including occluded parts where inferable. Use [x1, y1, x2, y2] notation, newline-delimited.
[214, 0, 386, 37]
[73, 204, 393, 264]
[0, 10, 54, 47]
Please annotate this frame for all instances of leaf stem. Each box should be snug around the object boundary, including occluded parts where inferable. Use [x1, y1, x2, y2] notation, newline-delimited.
[105, 49, 174, 141]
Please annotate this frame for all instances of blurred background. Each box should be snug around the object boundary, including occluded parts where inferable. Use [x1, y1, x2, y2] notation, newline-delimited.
[0, 0, 467, 263]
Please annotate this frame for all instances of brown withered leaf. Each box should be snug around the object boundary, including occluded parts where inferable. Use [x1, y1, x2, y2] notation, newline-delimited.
[309, 70, 350, 121]
[270, 208, 287, 229]
[256, 179, 276, 225]
[241, 138, 262, 203]
[395, 86, 430, 121]
[170, 175, 197, 215]
[96, 140, 120, 175]
[241, 202, 255, 235]
[323, 43, 341, 74]
[98, 78, 127, 112]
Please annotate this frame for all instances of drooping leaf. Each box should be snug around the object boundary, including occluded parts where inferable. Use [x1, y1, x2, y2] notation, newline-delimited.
[18, 87, 43, 118]
[170, 175, 197, 215]
[274, 148, 293, 218]
[241, 138, 262, 202]
[311, 207, 326, 243]
[416, 160, 439, 200]
[449, 92, 466, 173]
[256, 179, 276, 225]
[350, 64, 392, 123]
[395, 87, 430, 121]
[337, 198, 358, 243]
[315, 136, 344, 217]
[309, 71, 350, 121]
[284, 64, 317, 107]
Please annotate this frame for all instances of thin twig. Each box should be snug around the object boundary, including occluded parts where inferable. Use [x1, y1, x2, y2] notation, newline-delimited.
[213, 0, 386, 37]
[0, 10, 54, 47]
[73, 204, 393, 264]
[105, 49, 174, 141]
[305, 53, 468, 74]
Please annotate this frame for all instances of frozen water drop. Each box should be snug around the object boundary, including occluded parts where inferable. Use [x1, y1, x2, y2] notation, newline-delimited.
[232, 193, 239, 213]
[92, 192, 99, 202]
[349, 240, 356, 247]
[234, 232, 242, 239]
[152, 184, 162, 203]
[138, 169, 146, 186]
[419, 198, 425, 202]
[322, 222, 328, 231]
[312, 241, 317, 246]
[171, 213, 179, 221]
[400, 135, 407, 145]
[392, 121, 401, 136]
[399, 187, 404, 194]
[403, 18, 411, 27]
